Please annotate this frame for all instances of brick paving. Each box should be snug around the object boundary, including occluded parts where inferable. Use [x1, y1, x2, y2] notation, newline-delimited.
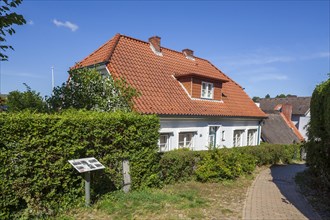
[243, 164, 321, 220]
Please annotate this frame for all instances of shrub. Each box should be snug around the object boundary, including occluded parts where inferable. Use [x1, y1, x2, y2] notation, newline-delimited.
[239, 144, 302, 166]
[161, 144, 301, 183]
[307, 76, 330, 190]
[195, 148, 256, 182]
[159, 148, 197, 184]
[0, 110, 160, 219]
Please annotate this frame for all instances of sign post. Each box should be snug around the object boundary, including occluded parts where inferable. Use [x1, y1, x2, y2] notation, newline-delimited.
[85, 171, 91, 206]
[68, 157, 105, 207]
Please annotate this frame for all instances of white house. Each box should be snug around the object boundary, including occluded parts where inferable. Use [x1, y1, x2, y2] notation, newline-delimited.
[72, 34, 267, 151]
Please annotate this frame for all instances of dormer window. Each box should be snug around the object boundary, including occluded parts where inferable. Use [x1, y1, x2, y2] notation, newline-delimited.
[201, 81, 214, 99]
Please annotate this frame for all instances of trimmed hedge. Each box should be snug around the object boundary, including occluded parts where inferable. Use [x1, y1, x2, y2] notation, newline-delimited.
[160, 144, 302, 183]
[159, 149, 197, 184]
[306, 77, 330, 190]
[239, 143, 302, 166]
[195, 148, 256, 182]
[0, 111, 160, 219]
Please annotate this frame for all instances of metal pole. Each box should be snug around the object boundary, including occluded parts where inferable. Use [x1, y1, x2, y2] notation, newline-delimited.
[0, 60, 2, 95]
[51, 66, 54, 95]
[85, 171, 91, 207]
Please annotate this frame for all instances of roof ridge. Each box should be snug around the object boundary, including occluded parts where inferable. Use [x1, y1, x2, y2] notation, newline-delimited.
[104, 33, 121, 62]
[119, 34, 218, 63]
[261, 96, 311, 100]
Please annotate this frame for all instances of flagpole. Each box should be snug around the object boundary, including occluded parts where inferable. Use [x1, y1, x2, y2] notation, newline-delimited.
[51, 66, 54, 95]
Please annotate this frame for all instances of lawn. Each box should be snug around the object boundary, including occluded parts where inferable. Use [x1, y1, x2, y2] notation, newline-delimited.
[58, 173, 257, 220]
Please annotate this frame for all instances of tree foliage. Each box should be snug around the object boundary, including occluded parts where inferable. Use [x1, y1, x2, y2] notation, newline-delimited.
[0, 94, 7, 111]
[6, 83, 47, 112]
[252, 96, 260, 102]
[275, 94, 296, 98]
[0, 0, 26, 61]
[275, 94, 287, 98]
[306, 76, 330, 190]
[47, 68, 139, 112]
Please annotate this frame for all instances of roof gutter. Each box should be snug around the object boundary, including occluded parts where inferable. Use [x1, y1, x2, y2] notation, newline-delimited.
[175, 72, 229, 83]
[69, 61, 110, 72]
[257, 120, 263, 145]
[158, 114, 268, 120]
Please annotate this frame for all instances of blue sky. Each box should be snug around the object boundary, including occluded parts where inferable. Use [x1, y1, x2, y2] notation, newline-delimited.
[1, 0, 329, 98]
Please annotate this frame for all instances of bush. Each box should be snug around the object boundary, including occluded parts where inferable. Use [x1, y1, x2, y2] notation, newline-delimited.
[161, 144, 301, 183]
[159, 148, 197, 184]
[195, 148, 256, 182]
[239, 144, 302, 166]
[0, 110, 160, 219]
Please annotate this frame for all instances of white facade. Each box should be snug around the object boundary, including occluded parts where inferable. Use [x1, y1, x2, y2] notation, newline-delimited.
[158, 116, 262, 151]
[291, 112, 310, 141]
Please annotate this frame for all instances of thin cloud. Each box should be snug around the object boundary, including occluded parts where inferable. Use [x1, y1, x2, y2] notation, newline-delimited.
[301, 52, 330, 60]
[218, 50, 329, 67]
[27, 20, 34, 25]
[250, 74, 288, 82]
[3, 72, 46, 79]
[53, 19, 78, 32]
[223, 55, 294, 66]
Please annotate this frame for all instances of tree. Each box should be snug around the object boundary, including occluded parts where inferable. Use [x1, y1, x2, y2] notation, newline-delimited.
[0, 0, 26, 61]
[47, 67, 139, 112]
[275, 94, 286, 98]
[252, 96, 260, 102]
[0, 94, 7, 111]
[6, 83, 48, 112]
[265, 94, 270, 98]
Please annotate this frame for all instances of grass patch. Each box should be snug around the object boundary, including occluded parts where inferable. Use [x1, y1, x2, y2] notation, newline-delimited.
[58, 173, 256, 220]
[295, 169, 330, 219]
[96, 189, 207, 219]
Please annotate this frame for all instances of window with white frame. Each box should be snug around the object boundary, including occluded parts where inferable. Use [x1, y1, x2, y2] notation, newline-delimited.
[222, 130, 226, 141]
[158, 134, 170, 152]
[233, 130, 244, 147]
[247, 129, 257, 146]
[208, 126, 219, 148]
[201, 82, 214, 99]
[178, 132, 194, 149]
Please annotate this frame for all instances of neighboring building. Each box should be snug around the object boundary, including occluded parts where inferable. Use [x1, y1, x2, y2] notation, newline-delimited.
[73, 34, 266, 151]
[259, 97, 311, 141]
[261, 112, 302, 144]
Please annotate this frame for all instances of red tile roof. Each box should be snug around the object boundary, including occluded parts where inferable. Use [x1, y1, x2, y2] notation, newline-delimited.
[73, 34, 266, 118]
[279, 113, 305, 141]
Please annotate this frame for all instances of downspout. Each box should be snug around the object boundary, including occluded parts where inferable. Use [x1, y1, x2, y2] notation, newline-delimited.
[257, 120, 262, 145]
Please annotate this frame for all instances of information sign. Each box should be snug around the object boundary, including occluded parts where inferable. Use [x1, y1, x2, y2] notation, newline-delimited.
[68, 157, 105, 206]
[68, 157, 105, 173]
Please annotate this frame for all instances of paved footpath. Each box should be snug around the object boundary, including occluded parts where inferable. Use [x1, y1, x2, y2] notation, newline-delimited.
[243, 164, 321, 220]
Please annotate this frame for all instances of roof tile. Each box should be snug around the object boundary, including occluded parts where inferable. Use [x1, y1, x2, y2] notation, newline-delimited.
[74, 34, 266, 118]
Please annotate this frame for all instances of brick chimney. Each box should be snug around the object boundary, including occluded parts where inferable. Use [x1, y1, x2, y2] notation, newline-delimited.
[149, 36, 161, 53]
[182, 49, 194, 58]
[281, 103, 292, 121]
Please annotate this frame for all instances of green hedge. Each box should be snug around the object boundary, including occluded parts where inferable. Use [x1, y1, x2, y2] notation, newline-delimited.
[195, 148, 256, 182]
[0, 111, 160, 219]
[306, 77, 330, 190]
[159, 149, 197, 184]
[160, 144, 302, 183]
[239, 143, 302, 166]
